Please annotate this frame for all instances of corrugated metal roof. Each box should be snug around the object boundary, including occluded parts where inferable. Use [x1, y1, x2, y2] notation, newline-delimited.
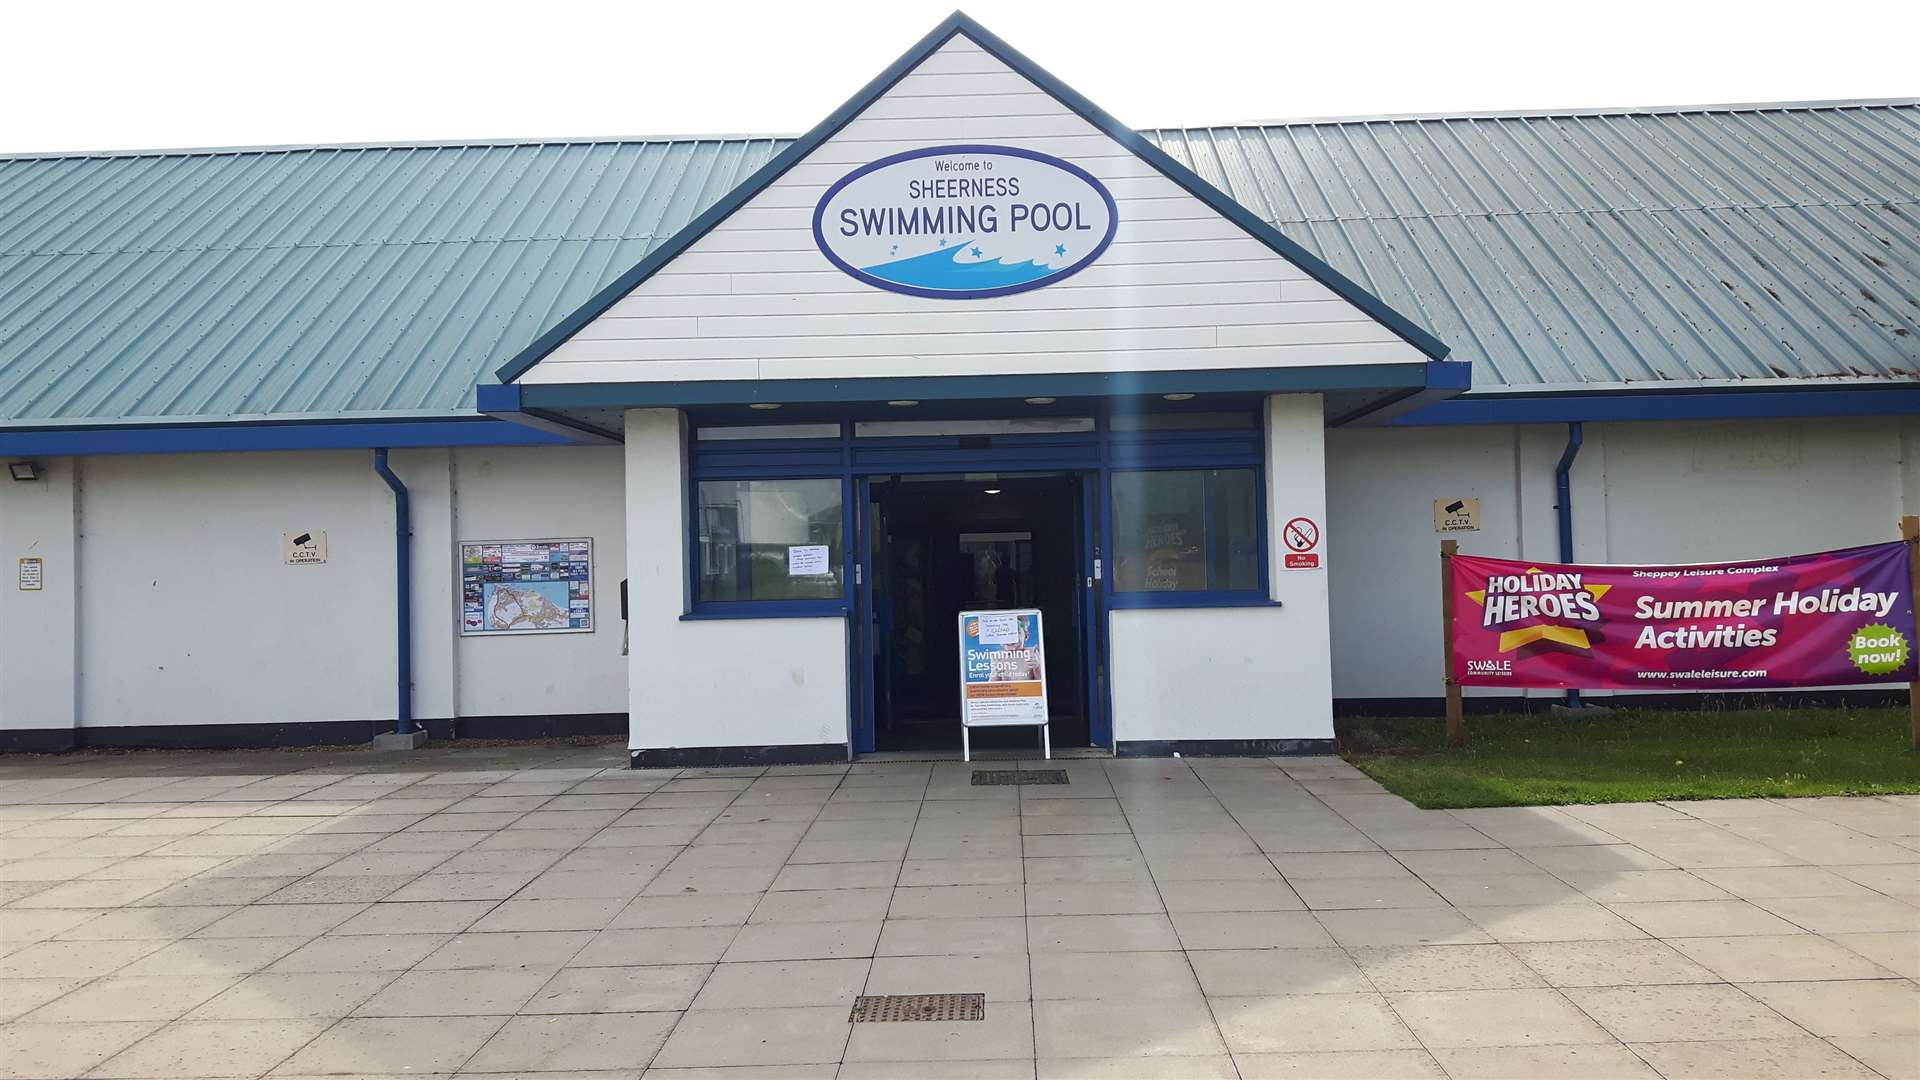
[2, 101, 1915, 426]
[0, 139, 786, 424]
[1144, 102, 1920, 391]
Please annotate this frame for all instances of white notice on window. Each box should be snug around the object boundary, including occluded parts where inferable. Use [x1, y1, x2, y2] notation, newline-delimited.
[976, 611, 1021, 645]
[787, 545, 831, 576]
[18, 557, 43, 591]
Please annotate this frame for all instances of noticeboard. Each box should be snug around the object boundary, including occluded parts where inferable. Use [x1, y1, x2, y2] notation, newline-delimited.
[958, 608, 1048, 728]
[460, 538, 593, 636]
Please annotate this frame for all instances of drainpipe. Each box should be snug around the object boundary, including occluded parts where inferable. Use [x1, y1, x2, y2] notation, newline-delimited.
[373, 448, 414, 735]
[1554, 422, 1584, 709]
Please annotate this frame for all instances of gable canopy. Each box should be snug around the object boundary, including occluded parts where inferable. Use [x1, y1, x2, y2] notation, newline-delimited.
[489, 12, 1456, 422]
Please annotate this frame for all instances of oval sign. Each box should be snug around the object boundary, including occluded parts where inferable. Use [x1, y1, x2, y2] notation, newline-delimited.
[812, 144, 1118, 300]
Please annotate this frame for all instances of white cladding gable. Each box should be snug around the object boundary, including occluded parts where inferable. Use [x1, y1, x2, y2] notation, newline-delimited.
[520, 34, 1427, 386]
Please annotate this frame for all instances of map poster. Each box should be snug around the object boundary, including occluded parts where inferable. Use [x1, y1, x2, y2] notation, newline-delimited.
[459, 538, 593, 636]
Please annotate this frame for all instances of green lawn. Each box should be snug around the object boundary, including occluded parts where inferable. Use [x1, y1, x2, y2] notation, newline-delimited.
[1338, 706, 1920, 809]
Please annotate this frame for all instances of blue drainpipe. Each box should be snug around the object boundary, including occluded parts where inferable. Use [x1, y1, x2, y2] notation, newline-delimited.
[1554, 422, 1584, 709]
[373, 449, 414, 735]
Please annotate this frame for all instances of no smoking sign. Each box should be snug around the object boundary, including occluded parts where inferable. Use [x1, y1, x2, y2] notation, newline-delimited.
[1283, 516, 1321, 570]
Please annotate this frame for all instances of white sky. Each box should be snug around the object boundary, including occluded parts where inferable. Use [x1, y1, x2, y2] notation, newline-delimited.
[5, 0, 1915, 155]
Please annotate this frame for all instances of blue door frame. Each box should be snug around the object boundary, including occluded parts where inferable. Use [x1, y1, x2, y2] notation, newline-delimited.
[851, 469, 1110, 755]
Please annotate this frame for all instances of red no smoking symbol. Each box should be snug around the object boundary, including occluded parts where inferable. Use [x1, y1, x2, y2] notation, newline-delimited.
[1283, 517, 1320, 552]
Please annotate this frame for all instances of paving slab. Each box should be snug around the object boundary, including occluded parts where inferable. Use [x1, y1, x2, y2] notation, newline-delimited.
[1, 746, 1914, 1079]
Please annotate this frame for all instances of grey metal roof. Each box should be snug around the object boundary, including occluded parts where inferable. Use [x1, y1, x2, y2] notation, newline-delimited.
[2, 100, 1915, 426]
[0, 139, 786, 424]
[1145, 101, 1920, 391]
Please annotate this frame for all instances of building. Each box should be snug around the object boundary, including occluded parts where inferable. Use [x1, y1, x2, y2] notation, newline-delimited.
[1, 14, 1915, 762]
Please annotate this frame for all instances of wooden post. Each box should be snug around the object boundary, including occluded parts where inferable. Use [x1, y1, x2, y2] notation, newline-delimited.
[1903, 516, 1920, 751]
[1441, 540, 1464, 748]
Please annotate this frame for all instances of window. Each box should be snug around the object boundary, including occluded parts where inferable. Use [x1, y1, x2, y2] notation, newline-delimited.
[696, 478, 844, 603]
[1111, 469, 1261, 595]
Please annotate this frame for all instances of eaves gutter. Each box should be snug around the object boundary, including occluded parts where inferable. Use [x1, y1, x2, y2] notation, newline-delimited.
[1387, 384, 1920, 426]
[0, 413, 615, 457]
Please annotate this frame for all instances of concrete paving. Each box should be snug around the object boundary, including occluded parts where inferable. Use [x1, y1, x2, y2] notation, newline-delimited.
[0, 744, 1914, 1079]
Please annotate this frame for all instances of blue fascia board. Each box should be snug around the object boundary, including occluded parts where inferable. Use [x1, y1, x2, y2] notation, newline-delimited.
[1394, 386, 1920, 426]
[0, 417, 584, 457]
[1329, 360, 1472, 426]
[517, 363, 1435, 411]
[493, 12, 1449, 386]
[476, 382, 623, 443]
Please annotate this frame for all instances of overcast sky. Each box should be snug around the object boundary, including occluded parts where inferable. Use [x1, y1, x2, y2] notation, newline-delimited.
[5, 0, 1914, 155]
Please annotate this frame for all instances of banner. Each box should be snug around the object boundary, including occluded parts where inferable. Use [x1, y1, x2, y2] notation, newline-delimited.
[1450, 542, 1916, 690]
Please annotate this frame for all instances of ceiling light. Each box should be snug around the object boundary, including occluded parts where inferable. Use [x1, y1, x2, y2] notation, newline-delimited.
[983, 488, 1002, 495]
[1162, 393, 1196, 402]
[748, 402, 782, 410]
[8, 461, 41, 482]
[886, 400, 919, 407]
[1023, 397, 1056, 405]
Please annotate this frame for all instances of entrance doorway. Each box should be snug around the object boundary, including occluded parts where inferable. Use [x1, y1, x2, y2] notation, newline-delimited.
[860, 472, 1093, 752]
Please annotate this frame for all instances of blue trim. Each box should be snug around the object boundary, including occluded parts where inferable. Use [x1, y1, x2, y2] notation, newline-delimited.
[680, 603, 848, 620]
[1108, 592, 1280, 610]
[0, 417, 582, 456]
[494, 12, 1448, 386]
[371, 449, 414, 737]
[1554, 422, 1584, 711]
[1396, 386, 1920, 426]
[1331, 361, 1475, 427]
[810, 144, 1119, 300]
[519, 365, 1434, 411]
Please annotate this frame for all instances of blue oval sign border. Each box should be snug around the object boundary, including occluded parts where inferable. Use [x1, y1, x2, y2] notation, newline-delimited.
[811, 144, 1120, 301]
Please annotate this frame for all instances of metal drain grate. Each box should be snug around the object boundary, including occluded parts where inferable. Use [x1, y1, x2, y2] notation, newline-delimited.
[970, 769, 1069, 786]
[850, 993, 986, 1023]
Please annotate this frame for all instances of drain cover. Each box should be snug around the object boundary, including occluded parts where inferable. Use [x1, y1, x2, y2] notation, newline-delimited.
[850, 993, 986, 1022]
[971, 769, 1069, 786]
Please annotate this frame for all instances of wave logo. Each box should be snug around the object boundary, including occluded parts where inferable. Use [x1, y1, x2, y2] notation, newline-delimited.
[812, 145, 1118, 299]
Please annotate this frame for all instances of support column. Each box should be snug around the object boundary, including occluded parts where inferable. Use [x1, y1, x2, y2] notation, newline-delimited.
[1263, 393, 1335, 738]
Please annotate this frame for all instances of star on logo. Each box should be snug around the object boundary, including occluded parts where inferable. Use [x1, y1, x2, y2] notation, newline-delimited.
[1054, 244, 1067, 256]
[1464, 568, 1613, 652]
[969, 246, 982, 257]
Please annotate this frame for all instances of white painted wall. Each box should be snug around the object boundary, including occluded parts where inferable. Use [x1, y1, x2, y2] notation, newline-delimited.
[623, 409, 848, 752]
[1326, 416, 1920, 703]
[0, 459, 78, 734]
[78, 452, 397, 728]
[1110, 394, 1335, 743]
[0, 446, 627, 734]
[522, 33, 1424, 388]
[449, 446, 628, 717]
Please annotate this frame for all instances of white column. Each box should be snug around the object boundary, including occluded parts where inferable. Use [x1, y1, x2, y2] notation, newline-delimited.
[1263, 393, 1335, 739]
[623, 409, 848, 758]
[0, 458, 79, 744]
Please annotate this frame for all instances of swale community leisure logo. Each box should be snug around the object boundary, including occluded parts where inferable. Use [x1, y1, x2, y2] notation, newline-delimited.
[812, 145, 1118, 299]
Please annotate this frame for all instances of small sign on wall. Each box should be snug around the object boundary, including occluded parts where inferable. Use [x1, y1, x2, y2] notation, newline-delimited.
[1282, 516, 1321, 570]
[1434, 498, 1481, 533]
[17, 557, 43, 590]
[283, 530, 328, 564]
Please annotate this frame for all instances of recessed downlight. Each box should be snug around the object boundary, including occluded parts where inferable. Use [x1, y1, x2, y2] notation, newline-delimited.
[886, 400, 919, 407]
[1162, 393, 1196, 402]
[983, 488, 1002, 495]
[748, 402, 782, 410]
[1023, 397, 1056, 405]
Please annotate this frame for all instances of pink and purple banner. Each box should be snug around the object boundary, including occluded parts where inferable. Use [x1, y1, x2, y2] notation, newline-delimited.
[1450, 542, 1916, 690]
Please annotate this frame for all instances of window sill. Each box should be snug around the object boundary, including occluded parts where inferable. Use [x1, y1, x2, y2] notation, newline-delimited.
[681, 602, 848, 621]
[1108, 593, 1281, 610]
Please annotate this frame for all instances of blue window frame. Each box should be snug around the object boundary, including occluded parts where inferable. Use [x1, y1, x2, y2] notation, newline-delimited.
[1108, 466, 1269, 606]
[694, 477, 847, 605]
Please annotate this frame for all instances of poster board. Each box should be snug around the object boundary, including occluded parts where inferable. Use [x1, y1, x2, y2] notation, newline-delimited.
[957, 608, 1049, 758]
[460, 538, 593, 636]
